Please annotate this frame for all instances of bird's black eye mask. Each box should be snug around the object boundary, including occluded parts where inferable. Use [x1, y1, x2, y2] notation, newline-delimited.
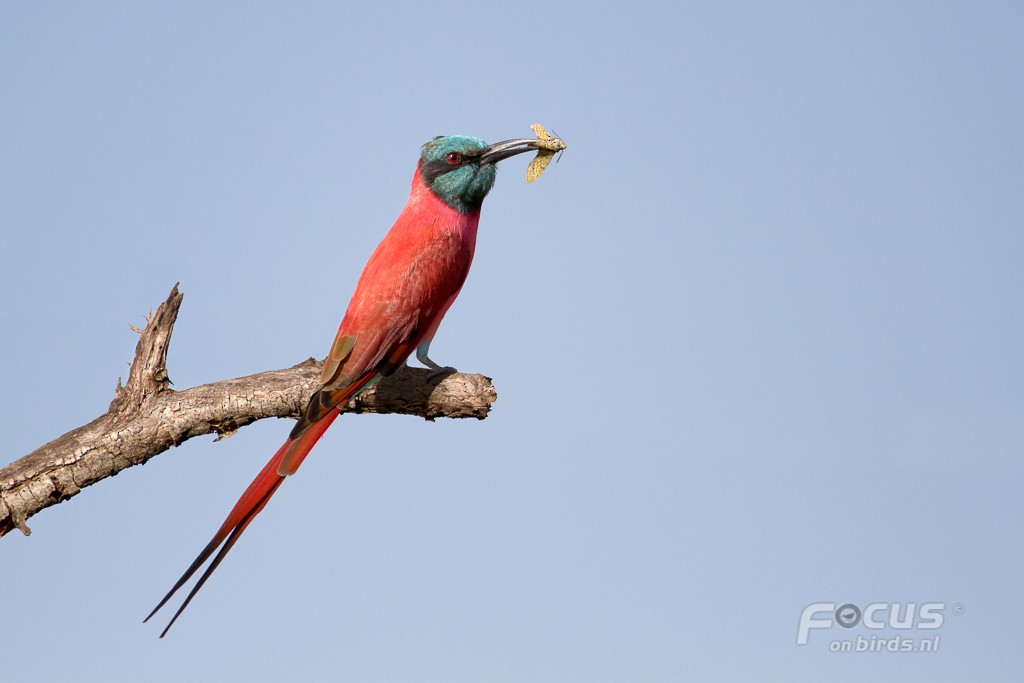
[420, 152, 480, 186]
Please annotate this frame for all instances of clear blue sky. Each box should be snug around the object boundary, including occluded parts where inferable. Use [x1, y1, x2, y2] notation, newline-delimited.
[2, 2, 1021, 681]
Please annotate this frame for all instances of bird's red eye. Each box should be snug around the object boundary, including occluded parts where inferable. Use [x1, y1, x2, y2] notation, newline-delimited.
[446, 152, 462, 165]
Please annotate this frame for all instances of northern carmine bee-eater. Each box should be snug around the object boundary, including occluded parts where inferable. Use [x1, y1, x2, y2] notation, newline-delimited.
[145, 134, 550, 637]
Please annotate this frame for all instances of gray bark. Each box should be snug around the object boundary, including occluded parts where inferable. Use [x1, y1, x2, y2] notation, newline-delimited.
[0, 285, 496, 538]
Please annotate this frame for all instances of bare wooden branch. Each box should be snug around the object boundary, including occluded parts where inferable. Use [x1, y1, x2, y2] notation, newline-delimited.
[0, 284, 497, 538]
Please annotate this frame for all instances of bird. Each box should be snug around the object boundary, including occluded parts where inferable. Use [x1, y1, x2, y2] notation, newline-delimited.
[145, 134, 544, 637]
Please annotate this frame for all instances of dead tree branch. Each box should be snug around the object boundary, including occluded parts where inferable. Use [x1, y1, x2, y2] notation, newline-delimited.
[0, 284, 497, 538]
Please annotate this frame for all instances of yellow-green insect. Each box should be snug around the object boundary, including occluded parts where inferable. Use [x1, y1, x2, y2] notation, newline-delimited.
[526, 123, 566, 183]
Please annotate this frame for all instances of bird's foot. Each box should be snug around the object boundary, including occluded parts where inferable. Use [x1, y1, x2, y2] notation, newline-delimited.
[426, 364, 457, 382]
[415, 345, 457, 380]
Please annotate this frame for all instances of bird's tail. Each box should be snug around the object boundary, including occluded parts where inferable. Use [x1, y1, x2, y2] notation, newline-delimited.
[144, 410, 339, 637]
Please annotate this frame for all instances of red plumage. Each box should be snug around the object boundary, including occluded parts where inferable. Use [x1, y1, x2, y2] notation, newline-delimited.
[146, 163, 481, 637]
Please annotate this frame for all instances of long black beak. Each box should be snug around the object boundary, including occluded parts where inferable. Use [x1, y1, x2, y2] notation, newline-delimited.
[479, 138, 541, 165]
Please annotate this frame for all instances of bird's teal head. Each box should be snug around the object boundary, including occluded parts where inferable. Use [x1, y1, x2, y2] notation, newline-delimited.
[419, 134, 541, 214]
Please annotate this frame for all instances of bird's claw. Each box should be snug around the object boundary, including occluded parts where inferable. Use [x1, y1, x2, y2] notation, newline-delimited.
[424, 363, 457, 382]
[427, 367, 456, 382]
[406, 352, 457, 380]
